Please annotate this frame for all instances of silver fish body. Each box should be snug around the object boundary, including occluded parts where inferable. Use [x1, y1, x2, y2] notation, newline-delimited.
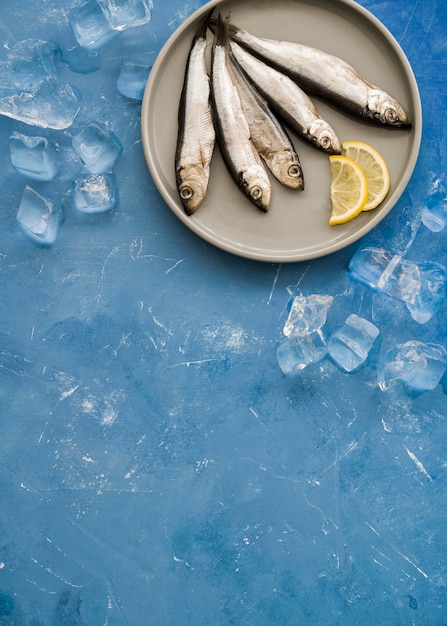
[227, 23, 411, 128]
[211, 22, 271, 212]
[227, 50, 304, 190]
[230, 42, 341, 154]
[175, 15, 216, 215]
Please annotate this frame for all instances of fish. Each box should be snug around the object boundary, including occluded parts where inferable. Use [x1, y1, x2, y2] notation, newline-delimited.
[227, 48, 304, 190]
[175, 12, 216, 215]
[229, 41, 342, 154]
[225, 22, 412, 128]
[210, 17, 272, 212]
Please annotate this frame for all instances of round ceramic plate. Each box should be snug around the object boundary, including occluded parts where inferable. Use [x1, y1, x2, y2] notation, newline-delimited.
[141, 0, 422, 262]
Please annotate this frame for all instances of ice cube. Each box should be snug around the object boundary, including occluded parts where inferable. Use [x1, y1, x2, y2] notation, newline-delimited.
[349, 246, 421, 303]
[60, 43, 102, 74]
[72, 121, 122, 172]
[9, 133, 60, 181]
[377, 340, 447, 394]
[283, 294, 333, 338]
[16, 186, 63, 246]
[327, 314, 379, 373]
[116, 59, 150, 100]
[0, 39, 80, 129]
[72, 171, 119, 213]
[98, 0, 152, 30]
[276, 333, 328, 376]
[68, 0, 118, 49]
[405, 262, 447, 324]
[420, 179, 447, 232]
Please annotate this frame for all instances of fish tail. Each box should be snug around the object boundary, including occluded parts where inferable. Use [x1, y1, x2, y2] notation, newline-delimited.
[193, 8, 215, 41]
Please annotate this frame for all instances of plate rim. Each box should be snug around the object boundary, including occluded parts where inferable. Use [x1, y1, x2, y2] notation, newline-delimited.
[141, 0, 422, 263]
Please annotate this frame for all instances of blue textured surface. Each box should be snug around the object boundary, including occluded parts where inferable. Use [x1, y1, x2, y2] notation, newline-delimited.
[0, 1, 446, 624]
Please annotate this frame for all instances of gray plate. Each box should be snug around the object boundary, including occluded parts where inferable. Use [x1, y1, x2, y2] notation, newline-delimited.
[141, 0, 422, 262]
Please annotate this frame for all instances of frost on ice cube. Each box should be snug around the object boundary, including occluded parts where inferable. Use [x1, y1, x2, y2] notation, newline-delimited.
[421, 178, 447, 233]
[16, 186, 63, 246]
[283, 294, 333, 338]
[349, 246, 421, 303]
[377, 340, 447, 394]
[68, 0, 118, 49]
[276, 333, 327, 376]
[72, 171, 119, 213]
[327, 314, 379, 373]
[405, 262, 447, 324]
[98, 0, 152, 30]
[0, 39, 80, 129]
[9, 133, 60, 181]
[72, 121, 122, 172]
[116, 59, 150, 100]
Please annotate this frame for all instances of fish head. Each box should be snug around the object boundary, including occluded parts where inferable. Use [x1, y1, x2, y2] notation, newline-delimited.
[248, 180, 271, 212]
[369, 90, 411, 127]
[176, 163, 210, 215]
[309, 120, 342, 154]
[241, 165, 271, 212]
[270, 151, 304, 190]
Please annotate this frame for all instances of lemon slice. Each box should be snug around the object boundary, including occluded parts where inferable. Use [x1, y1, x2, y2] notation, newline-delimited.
[342, 140, 390, 211]
[328, 155, 368, 225]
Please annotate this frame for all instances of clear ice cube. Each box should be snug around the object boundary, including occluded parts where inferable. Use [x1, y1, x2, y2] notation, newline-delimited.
[420, 179, 447, 233]
[349, 246, 421, 303]
[60, 43, 102, 74]
[68, 0, 118, 49]
[9, 133, 60, 181]
[276, 333, 328, 376]
[0, 39, 80, 129]
[405, 262, 447, 324]
[72, 171, 119, 213]
[72, 121, 122, 172]
[98, 0, 152, 30]
[283, 294, 333, 338]
[16, 186, 63, 246]
[327, 314, 379, 373]
[378, 340, 447, 394]
[116, 59, 150, 100]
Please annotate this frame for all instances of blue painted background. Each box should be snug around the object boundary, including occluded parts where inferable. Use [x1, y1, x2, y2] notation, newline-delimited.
[0, 1, 446, 624]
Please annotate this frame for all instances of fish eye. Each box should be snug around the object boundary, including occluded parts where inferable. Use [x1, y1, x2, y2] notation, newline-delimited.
[250, 185, 263, 201]
[288, 165, 301, 178]
[319, 136, 332, 149]
[384, 108, 398, 123]
[180, 185, 194, 200]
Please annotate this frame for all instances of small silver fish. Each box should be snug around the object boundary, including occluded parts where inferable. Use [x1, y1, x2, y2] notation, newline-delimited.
[175, 13, 216, 215]
[227, 49, 304, 190]
[210, 17, 271, 212]
[226, 23, 411, 128]
[230, 42, 341, 154]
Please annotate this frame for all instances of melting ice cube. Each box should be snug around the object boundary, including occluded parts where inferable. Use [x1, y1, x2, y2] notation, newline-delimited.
[98, 0, 152, 30]
[16, 186, 63, 246]
[283, 294, 333, 338]
[327, 314, 379, 373]
[349, 246, 421, 303]
[72, 121, 122, 172]
[9, 133, 60, 181]
[405, 262, 447, 324]
[68, 0, 118, 49]
[116, 59, 150, 100]
[60, 43, 102, 74]
[421, 179, 447, 233]
[377, 340, 447, 394]
[276, 333, 327, 376]
[0, 39, 80, 129]
[72, 171, 119, 213]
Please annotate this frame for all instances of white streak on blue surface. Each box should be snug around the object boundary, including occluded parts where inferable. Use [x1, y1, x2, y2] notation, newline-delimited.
[404, 445, 433, 481]
[267, 265, 281, 304]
